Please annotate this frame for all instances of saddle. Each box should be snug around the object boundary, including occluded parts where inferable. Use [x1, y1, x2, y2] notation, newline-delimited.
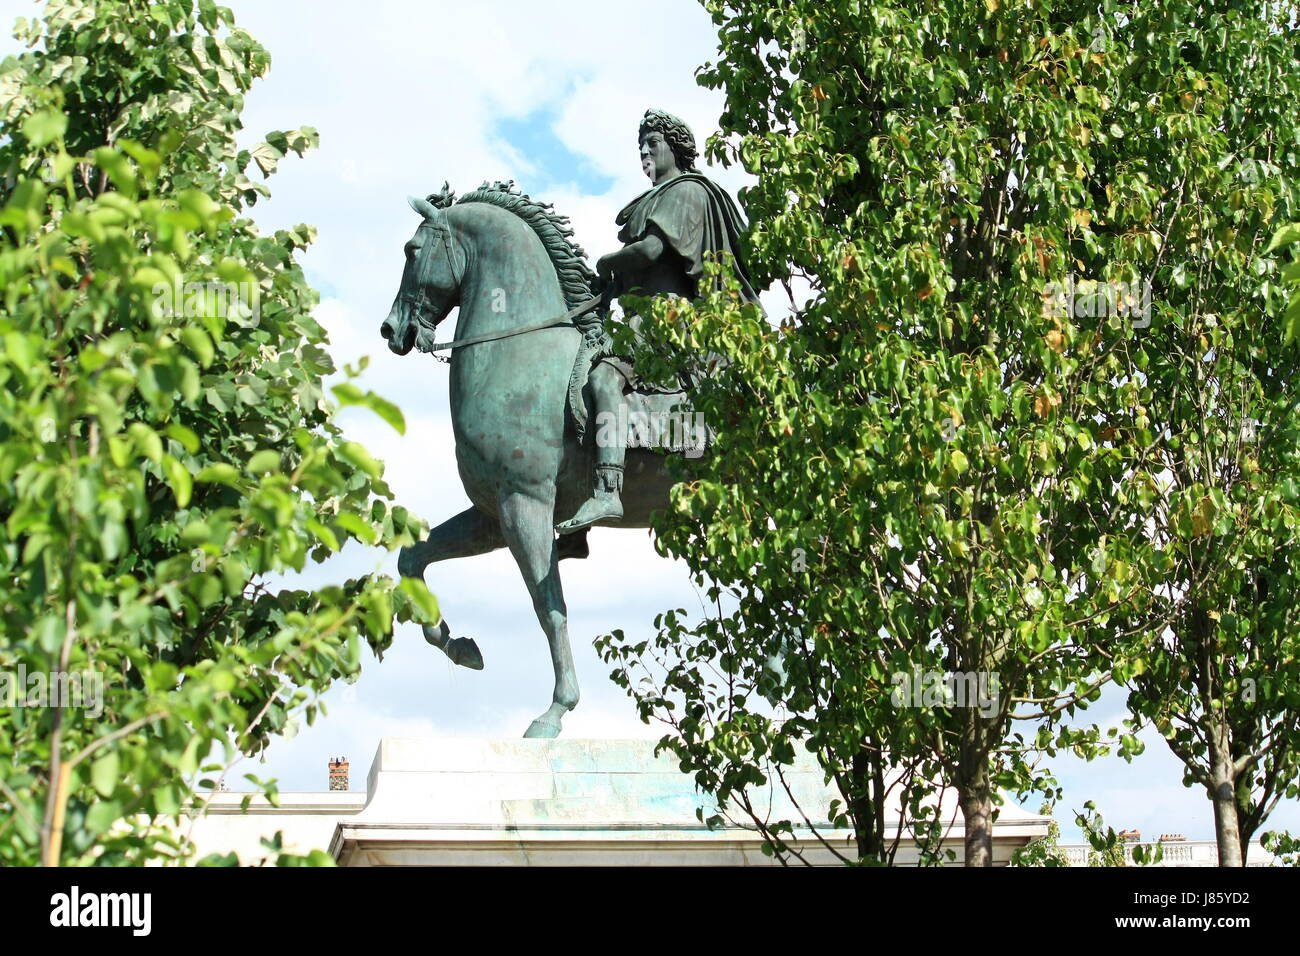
[566, 314, 713, 458]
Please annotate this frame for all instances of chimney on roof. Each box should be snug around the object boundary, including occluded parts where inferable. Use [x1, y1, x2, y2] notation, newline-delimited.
[328, 757, 349, 791]
[1159, 833, 1187, 842]
[1119, 828, 1141, 843]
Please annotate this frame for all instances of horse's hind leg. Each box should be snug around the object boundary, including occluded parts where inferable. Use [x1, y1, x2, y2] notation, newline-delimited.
[398, 505, 504, 670]
[498, 491, 577, 738]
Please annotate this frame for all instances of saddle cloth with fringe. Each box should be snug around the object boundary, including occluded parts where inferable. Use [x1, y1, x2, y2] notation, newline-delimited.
[566, 318, 712, 457]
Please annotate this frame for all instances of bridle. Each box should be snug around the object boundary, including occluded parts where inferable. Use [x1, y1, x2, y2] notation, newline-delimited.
[398, 213, 464, 329]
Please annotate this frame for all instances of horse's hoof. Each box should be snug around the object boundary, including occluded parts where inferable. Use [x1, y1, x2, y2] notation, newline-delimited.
[445, 637, 484, 670]
[523, 717, 562, 739]
[523, 701, 572, 738]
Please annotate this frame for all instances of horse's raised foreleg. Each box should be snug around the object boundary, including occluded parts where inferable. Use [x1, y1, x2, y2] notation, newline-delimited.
[498, 491, 578, 739]
[398, 505, 505, 671]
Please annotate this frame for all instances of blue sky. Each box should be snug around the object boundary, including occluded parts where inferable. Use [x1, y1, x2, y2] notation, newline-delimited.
[494, 100, 616, 196]
[2, 0, 1296, 849]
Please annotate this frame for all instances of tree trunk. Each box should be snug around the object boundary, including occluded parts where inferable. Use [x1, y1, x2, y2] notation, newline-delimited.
[849, 746, 888, 863]
[959, 765, 993, 866]
[1236, 784, 1255, 866]
[1210, 720, 1243, 867]
[1211, 777, 1243, 866]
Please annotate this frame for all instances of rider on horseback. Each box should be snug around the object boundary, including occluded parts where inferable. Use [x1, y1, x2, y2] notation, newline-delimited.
[555, 108, 762, 535]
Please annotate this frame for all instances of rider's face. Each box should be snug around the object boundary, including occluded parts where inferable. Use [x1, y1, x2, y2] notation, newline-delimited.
[640, 131, 678, 183]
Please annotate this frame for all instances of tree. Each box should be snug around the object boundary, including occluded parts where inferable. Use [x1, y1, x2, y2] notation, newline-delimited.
[1120, 183, 1300, 866]
[0, 0, 439, 865]
[599, 0, 1300, 865]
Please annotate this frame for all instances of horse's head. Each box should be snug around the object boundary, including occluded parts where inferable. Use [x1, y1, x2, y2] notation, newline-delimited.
[381, 193, 464, 356]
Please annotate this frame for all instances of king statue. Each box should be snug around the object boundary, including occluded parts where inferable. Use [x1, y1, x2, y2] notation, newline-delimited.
[555, 108, 762, 534]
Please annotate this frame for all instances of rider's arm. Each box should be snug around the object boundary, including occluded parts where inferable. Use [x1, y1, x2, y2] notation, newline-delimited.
[597, 229, 666, 277]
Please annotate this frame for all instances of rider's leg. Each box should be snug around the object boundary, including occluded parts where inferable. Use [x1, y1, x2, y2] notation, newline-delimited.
[556, 361, 626, 533]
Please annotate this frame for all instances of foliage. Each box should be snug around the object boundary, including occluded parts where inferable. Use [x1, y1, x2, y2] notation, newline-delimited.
[1109, 25, 1300, 865]
[196, 831, 336, 867]
[1273, 223, 1300, 345]
[1076, 800, 1166, 866]
[599, 0, 1300, 865]
[1260, 828, 1300, 866]
[1009, 801, 1070, 866]
[1011, 800, 1166, 867]
[0, 0, 438, 865]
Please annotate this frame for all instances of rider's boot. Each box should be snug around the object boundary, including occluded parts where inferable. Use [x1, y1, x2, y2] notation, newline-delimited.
[557, 365, 625, 534]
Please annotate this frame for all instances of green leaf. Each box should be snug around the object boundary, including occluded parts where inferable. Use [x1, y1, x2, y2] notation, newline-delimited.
[166, 422, 201, 454]
[363, 393, 406, 434]
[195, 462, 241, 485]
[1266, 223, 1300, 254]
[337, 441, 382, 478]
[331, 383, 406, 434]
[400, 577, 441, 624]
[306, 518, 340, 552]
[247, 449, 281, 474]
[22, 109, 67, 147]
[181, 326, 215, 367]
[91, 751, 120, 798]
[162, 454, 193, 507]
[1286, 295, 1300, 346]
[179, 736, 201, 777]
[128, 422, 164, 463]
[335, 509, 377, 544]
[85, 800, 123, 836]
[92, 147, 139, 198]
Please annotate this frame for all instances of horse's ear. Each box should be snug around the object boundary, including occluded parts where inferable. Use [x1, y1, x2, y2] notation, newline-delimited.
[408, 195, 441, 221]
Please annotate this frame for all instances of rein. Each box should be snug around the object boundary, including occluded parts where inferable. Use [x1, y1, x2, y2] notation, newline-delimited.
[423, 295, 604, 356]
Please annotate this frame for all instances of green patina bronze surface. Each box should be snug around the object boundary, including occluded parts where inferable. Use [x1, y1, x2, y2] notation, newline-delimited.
[380, 110, 758, 738]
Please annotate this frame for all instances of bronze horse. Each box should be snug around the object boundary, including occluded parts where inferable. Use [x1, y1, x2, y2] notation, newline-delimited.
[381, 184, 677, 738]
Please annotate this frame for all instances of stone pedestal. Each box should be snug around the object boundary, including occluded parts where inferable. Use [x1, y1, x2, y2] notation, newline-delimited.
[327, 738, 1050, 865]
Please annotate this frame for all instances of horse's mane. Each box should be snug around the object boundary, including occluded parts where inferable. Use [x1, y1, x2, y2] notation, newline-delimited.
[427, 180, 597, 310]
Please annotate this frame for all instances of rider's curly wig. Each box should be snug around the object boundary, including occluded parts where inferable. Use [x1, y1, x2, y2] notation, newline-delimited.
[639, 109, 697, 172]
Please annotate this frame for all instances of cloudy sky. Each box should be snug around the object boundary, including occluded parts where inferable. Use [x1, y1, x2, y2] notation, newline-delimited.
[4, 0, 1295, 847]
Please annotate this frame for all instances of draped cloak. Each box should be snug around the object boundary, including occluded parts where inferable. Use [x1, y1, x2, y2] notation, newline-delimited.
[613, 172, 761, 305]
[596, 173, 761, 392]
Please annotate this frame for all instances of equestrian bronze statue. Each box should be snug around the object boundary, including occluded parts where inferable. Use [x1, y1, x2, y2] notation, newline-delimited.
[380, 109, 759, 738]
